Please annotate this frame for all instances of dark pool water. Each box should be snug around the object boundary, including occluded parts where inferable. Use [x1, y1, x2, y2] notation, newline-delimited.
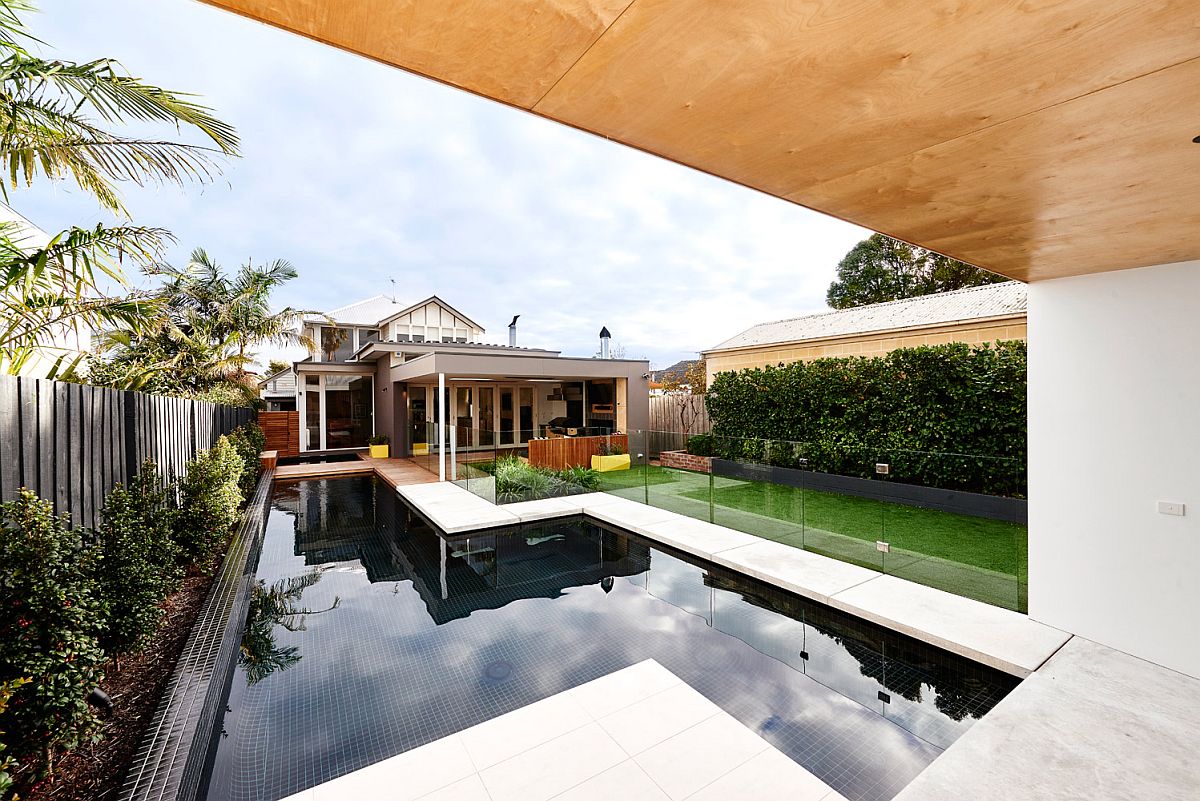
[202, 476, 1017, 801]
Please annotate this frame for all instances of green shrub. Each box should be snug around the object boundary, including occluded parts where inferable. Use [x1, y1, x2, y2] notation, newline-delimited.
[685, 433, 715, 457]
[491, 456, 600, 503]
[597, 441, 625, 456]
[91, 462, 181, 657]
[175, 436, 244, 566]
[0, 491, 107, 771]
[367, 434, 389, 446]
[0, 678, 30, 798]
[559, 465, 601, 491]
[226, 422, 265, 498]
[705, 341, 1026, 496]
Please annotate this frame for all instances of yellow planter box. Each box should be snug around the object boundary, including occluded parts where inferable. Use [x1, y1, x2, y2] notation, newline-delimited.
[369, 444, 390, 459]
[591, 454, 631, 472]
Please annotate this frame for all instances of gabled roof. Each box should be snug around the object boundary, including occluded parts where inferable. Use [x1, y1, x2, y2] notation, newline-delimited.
[302, 294, 404, 326]
[301, 294, 487, 332]
[707, 282, 1027, 353]
[375, 295, 486, 332]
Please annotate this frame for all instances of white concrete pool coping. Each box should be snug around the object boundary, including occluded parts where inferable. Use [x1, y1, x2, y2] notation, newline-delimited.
[279, 660, 848, 801]
[394, 481, 1069, 678]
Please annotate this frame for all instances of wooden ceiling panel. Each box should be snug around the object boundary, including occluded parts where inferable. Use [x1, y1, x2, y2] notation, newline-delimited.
[200, 0, 1200, 281]
[794, 58, 1200, 280]
[204, 0, 632, 107]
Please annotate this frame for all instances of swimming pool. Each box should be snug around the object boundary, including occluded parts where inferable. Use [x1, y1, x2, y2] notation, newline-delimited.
[201, 476, 1018, 801]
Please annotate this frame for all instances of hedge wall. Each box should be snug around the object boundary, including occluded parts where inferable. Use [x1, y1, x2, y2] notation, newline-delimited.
[701, 341, 1026, 497]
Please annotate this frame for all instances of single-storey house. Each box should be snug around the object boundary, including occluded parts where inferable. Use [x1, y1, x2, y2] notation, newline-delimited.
[702, 282, 1026, 384]
[264, 295, 650, 471]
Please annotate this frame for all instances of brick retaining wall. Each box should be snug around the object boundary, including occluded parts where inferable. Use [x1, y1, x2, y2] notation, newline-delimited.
[660, 450, 713, 473]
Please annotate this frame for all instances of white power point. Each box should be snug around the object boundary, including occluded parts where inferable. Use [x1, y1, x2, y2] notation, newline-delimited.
[1157, 501, 1186, 517]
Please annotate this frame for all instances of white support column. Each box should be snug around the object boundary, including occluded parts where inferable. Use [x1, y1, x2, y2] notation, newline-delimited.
[438, 372, 446, 481]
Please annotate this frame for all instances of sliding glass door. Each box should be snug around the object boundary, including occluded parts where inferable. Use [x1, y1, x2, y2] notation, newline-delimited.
[300, 374, 374, 451]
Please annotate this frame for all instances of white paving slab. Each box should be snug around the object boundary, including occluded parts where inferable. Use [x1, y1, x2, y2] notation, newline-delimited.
[502, 496, 584, 522]
[583, 499, 688, 535]
[893, 637, 1200, 801]
[711, 539, 881, 604]
[281, 660, 839, 801]
[633, 711, 772, 800]
[827, 574, 1070, 676]
[389, 481, 1068, 677]
[635, 516, 763, 561]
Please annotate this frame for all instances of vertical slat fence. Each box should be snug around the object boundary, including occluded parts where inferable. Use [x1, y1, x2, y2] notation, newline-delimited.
[0, 375, 253, 528]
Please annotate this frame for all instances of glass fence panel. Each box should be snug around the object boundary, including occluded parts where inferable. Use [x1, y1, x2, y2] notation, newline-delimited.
[878, 449, 1027, 612]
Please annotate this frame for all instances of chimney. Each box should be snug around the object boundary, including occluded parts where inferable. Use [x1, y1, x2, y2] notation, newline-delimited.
[599, 326, 611, 359]
[508, 315, 520, 347]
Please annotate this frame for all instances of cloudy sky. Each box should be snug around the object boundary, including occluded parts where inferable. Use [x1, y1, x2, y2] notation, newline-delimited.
[16, 0, 869, 369]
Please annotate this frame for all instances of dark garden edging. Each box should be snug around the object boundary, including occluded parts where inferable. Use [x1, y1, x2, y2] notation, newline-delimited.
[711, 459, 1027, 524]
[117, 467, 274, 801]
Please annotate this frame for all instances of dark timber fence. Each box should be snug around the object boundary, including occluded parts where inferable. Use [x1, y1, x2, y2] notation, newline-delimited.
[0, 375, 253, 529]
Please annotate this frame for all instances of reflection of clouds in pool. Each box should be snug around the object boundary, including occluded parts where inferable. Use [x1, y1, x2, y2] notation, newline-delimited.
[209, 479, 1014, 801]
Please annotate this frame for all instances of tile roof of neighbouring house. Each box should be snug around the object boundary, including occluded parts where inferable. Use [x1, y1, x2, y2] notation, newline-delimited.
[707, 281, 1027, 352]
[302, 294, 407, 326]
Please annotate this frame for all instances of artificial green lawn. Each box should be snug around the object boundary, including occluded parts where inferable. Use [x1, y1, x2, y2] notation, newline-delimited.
[596, 466, 1025, 575]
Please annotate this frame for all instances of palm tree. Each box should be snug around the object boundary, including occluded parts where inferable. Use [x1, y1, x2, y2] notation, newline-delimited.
[94, 248, 321, 395]
[0, 222, 166, 375]
[154, 248, 319, 377]
[0, 2, 239, 215]
[0, 0, 239, 376]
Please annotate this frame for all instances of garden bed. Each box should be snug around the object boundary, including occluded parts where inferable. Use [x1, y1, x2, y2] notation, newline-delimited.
[18, 565, 223, 801]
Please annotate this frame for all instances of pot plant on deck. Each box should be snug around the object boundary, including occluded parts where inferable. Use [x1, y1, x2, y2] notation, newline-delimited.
[368, 435, 390, 459]
[591, 441, 630, 472]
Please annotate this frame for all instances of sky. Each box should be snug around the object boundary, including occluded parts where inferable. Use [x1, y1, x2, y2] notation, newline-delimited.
[15, 0, 869, 370]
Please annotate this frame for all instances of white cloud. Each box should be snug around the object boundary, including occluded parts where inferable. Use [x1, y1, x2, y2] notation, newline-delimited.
[16, 0, 869, 368]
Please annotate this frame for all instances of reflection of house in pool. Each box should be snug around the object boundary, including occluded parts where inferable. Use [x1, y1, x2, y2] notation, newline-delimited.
[281, 481, 652, 625]
[377, 511, 653, 626]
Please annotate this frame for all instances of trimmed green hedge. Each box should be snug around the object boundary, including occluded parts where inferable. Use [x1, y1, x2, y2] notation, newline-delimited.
[702, 341, 1026, 497]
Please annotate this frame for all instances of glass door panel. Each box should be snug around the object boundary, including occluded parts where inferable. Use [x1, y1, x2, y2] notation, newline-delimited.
[410, 388, 428, 456]
[518, 387, 534, 444]
[499, 387, 515, 446]
[455, 386, 474, 449]
[478, 387, 495, 447]
[324, 375, 373, 449]
[304, 386, 321, 451]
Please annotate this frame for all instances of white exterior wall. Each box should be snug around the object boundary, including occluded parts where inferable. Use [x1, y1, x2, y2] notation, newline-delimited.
[385, 301, 482, 344]
[1028, 259, 1200, 678]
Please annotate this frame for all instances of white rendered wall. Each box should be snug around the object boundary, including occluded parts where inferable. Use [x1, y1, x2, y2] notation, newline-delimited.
[1028, 259, 1200, 678]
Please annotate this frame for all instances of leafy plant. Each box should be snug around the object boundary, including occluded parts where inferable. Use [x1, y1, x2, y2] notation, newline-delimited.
[685, 433, 715, 457]
[559, 465, 601, 491]
[597, 441, 626, 456]
[0, 678, 30, 798]
[226, 422, 265, 497]
[174, 436, 244, 566]
[367, 434, 389, 446]
[0, 490, 107, 774]
[705, 341, 1026, 496]
[91, 461, 180, 658]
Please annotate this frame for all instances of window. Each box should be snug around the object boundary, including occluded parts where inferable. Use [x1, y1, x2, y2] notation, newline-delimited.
[321, 327, 354, 361]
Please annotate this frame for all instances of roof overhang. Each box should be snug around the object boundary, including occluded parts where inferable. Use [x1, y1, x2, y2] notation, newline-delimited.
[703, 311, 1029, 356]
[200, 0, 1200, 282]
[353, 340, 561, 361]
[389, 351, 649, 383]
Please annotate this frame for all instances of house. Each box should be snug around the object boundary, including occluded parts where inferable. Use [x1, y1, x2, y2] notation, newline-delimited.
[258, 368, 297, 411]
[267, 295, 650, 467]
[702, 282, 1026, 384]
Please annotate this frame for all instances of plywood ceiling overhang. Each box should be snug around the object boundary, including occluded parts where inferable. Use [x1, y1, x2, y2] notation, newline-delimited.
[200, 0, 1200, 282]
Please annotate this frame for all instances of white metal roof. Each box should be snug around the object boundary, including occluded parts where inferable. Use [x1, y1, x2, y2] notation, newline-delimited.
[707, 282, 1027, 353]
[302, 294, 406, 326]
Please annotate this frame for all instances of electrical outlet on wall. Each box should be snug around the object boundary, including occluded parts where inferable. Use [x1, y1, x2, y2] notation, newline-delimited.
[1156, 501, 1186, 516]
